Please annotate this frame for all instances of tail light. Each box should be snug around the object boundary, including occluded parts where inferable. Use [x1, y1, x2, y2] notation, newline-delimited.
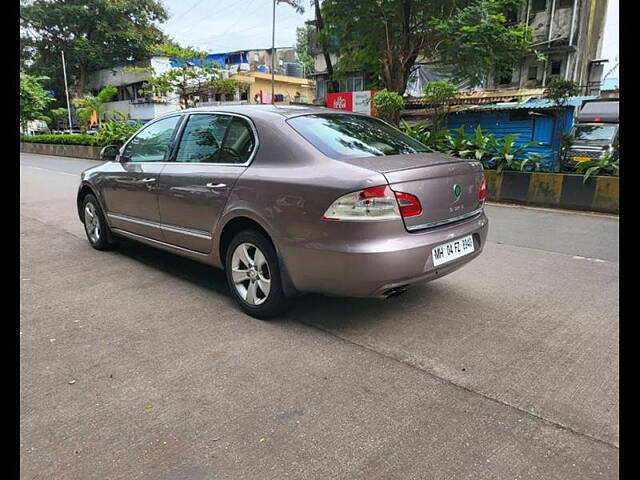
[478, 177, 487, 204]
[322, 185, 422, 221]
[394, 191, 422, 217]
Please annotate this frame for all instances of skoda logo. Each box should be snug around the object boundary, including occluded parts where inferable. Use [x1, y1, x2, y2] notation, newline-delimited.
[453, 184, 462, 198]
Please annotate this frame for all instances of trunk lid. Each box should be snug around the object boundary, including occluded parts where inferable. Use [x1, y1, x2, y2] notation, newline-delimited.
[340, 153, 484, 232]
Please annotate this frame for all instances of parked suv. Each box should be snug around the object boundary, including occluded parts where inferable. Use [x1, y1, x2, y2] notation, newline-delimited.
[564, 99, 619, 171]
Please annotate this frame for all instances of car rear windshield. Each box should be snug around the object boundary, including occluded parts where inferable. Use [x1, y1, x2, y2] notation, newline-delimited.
[573, 125, 617, 142]
[287, 113, 431, 159]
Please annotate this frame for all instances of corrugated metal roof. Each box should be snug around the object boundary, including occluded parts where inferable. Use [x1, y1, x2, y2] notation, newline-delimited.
[458, 96, 596, 112]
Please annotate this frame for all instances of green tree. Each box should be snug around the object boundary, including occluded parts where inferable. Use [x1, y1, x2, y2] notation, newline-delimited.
[544, 79, 581, 106]
[431, 0, 531, 87]
[20, 72, 53, 132]
[318, 0, 531, 93]
[140, 44, 248, 109]
[20, 0, 168, 97]
[280, 1, 338, 92]
[423, 81, 459, 131]
[295, 26, 316, 77]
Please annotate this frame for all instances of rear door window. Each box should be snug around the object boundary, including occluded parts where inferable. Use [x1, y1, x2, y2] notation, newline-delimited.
[220, 117, 256, 164]
[287, 114, 430, 159]
[175, 114, 230, 163]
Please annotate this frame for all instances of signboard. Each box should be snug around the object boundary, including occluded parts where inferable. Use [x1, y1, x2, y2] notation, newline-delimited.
[327, 90, 379, 116]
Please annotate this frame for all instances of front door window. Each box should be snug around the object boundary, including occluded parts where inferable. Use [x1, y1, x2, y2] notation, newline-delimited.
[122, 116, 181, 163]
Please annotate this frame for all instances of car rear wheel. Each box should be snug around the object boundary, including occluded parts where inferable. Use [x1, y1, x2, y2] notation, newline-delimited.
[82, 194, 117, 251]
[225, 230, 290, 319]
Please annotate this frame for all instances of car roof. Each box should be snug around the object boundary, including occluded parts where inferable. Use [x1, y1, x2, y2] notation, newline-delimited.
[167, 104, 363, 120]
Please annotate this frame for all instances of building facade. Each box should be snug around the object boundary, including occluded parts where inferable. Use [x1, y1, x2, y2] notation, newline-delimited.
[86, 48, 312, 122]
[486, 0, 610, 94]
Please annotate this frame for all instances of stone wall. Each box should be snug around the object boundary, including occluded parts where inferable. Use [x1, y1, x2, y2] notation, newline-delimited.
[20, 142, 102, 160]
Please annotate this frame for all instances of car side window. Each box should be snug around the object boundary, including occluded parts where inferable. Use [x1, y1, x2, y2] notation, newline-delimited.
[122, 116, 181, 163]
[220, 117, 256, 164]
[175, 114, 230, 163]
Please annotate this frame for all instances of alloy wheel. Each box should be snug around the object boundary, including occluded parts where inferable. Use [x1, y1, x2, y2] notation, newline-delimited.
[230, 242, 271, 306]
[84, 202, 101, 244]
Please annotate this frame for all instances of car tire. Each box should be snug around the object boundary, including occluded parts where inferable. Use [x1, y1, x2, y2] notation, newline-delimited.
[81, 194, 118, 251]
[225, 230, 290, 319]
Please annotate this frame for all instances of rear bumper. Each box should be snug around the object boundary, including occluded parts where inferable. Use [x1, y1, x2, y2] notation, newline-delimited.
[281, 211, 489, 298]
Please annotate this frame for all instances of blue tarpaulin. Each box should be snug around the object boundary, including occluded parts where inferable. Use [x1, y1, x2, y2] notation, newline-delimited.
[169, 52, 249, 69]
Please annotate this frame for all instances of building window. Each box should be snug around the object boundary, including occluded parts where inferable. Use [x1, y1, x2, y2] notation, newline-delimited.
[550, 60, 562, 76]
[527, 66, 538, 80]
[531, 0, 546, 13]
[352, 76, 364, 91]
[338, 75, 365, 92]
[316, 78, 327, 100]
[558, 0, 573, 8]
[117, 81, 145, 101]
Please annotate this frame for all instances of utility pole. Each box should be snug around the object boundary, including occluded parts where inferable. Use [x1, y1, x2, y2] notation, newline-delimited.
[61, 51, 73, 131]
[271, 0, 276, 104]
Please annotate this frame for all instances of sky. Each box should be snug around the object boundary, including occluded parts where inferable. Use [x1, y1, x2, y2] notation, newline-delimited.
[161, 0, 618, 76]
[161, 0, 314, 53]
[600, 0, 619, 79]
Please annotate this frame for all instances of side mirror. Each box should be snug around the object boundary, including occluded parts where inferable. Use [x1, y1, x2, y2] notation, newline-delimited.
[100, 145, 120, 162]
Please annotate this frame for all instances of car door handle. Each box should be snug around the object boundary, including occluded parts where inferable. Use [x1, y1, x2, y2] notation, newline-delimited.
[141, 177, 156, 183]
[206, 182, 227, 189]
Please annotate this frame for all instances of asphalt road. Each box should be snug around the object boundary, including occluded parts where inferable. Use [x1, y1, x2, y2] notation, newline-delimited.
[20, 153, 619, 480]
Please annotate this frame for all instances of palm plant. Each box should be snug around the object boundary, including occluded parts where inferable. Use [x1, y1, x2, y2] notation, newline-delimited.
[575, 152, 619, 183]
[491, 134, 537, 174]
[468, 125, 495, 163]
[443, 125, 473, 158]
[72, 85, 118, 130]
[401, 121, 448, 150]
[520, 153, 550, 172]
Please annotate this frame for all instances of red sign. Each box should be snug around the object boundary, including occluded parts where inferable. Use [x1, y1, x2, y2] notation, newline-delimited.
[327, 90, 380, 116]
[327, 92, 353, 111]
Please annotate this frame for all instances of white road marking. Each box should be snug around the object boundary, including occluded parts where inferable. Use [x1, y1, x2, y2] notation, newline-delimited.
[21, 166, 78, 177]
[572, 255, 607, 263]
[486, 201, 619, 219]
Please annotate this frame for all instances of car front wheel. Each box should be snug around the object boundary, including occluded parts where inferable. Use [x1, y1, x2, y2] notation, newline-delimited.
[82, 194, 117, 250]
[225, 230, 290, 319]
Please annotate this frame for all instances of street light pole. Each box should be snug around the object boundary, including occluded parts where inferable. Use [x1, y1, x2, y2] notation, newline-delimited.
[61, 51, 73, 131]
[271, 0, 276, 104]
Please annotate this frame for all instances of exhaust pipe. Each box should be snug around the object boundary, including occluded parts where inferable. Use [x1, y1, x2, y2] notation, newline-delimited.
[383, 285, 409, 299]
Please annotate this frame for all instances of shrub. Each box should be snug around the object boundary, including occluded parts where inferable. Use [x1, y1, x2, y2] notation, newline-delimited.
[401, 121, 449, 151]
[20, 134, 95, 146]
[372, 89, 405, 127]
[576, 152, 619, 183]
[92, 121, 142, 147]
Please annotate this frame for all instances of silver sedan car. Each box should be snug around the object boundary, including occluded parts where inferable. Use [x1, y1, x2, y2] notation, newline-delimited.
[77, 105, 488, 318]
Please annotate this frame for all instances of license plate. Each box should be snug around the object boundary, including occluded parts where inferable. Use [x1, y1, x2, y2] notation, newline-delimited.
[432, 235, 475, 266]
[573, 156, 591, 163]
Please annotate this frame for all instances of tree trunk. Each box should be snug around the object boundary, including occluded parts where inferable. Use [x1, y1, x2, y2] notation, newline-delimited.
[77, 63, 88, 98]
[380, 0, 422, 95]
[314, 0, 338, 93]
[382, 52, 418, 94]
